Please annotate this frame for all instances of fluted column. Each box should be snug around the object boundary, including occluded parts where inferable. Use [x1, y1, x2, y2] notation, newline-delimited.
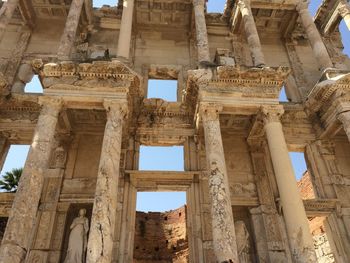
[238, 0, 265, 67]
[261, 106, 317, 262]
[338, 111, 350, 142]
[117, 0, 135, 59]
[57, 0, 84, 60]
[0, 97, 62, 263]
[193, 0, 211, 65]
[86, 100, 127, 263]
[338, 1, 350, 31]
[296, 1, 333, 70]
[0, 0, 20, 30]
[200, 103, 239, 263]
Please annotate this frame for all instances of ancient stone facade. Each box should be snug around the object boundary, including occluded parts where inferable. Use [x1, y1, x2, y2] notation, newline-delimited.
[0, 0, 349, 262]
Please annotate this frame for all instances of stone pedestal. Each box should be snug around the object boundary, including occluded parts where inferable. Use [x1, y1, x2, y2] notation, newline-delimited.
[193, 0, 210, 65]
[117, 0, 135, 59]
[338, 111, 350, 143]
[296, 1, 333, 70]
[86, 101, 127, 263]
[238, 0, 265, 67]
[200, 104, 239, 263]
[261, 106, 317, 262]
[339, 1, 350, 31]
[0, 97, 62, 263]
[57, 0, 84, 60]
[0, 0, 19, 30]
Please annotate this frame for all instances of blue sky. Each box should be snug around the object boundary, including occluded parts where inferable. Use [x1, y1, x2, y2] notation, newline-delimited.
[1, 0, 349, 211]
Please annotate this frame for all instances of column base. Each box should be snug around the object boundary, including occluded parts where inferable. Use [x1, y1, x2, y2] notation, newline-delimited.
[0, 243, 26, 263]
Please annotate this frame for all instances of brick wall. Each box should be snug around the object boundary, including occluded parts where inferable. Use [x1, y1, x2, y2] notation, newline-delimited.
[133, 205, 189, 263]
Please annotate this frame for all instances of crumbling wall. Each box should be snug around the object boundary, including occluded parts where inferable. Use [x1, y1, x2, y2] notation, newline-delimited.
[297, 172, 335, 263]
[133, 206, 188, 263]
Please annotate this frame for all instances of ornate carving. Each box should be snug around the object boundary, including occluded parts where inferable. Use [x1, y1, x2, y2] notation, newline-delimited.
[259, 105, 284, 125]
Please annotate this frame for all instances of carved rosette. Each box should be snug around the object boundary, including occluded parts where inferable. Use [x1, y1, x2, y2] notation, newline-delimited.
[86, 100, 127, 263]
[200, 103, 239, 262]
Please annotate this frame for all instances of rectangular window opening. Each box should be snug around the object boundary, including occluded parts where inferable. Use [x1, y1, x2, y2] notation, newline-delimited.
[134, 191, 188, 262]
[93, 0, 116, 8]
[139, 146, 184, 171]
[147, 79, 178, 102]
[290, 151, 316, 200]
[279, 86, 289, 102]
[207, 0, 226, 13]
[0, 145, 30, 192]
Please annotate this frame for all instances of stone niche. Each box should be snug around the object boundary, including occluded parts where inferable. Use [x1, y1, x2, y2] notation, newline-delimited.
[232, 206, 258, 262]
[133, 206, 188, 263]
[60, 203, 93, 263]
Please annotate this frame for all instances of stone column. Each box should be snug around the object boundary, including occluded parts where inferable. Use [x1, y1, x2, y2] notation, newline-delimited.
[0, 97, 62, 263]
[0, 0, 20, 30]
[238, 0, 265, 67]
[296, 1, 333, 70]
[117, 0, 135, 59]
[337, 111, 350, 142]
[193, 0, 211, 65]
[86, 100, 127, 263]
[200, 103, 239, 263]
[338, 1, 350, 31]
[261, 106, 317, 262]
[57, 0, 84, 60]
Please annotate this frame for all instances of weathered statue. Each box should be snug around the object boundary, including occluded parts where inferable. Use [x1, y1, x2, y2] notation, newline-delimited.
[235, 220, 250, 263]
[64, 208, 89, 263]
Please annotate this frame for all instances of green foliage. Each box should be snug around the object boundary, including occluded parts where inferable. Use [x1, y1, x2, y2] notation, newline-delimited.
[0, 168, 23, 192]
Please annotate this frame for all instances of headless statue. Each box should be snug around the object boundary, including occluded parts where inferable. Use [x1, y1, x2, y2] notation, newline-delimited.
[64, 208, 89, 263]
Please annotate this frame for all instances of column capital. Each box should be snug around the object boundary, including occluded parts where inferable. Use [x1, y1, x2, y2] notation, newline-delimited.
[38, 97, 63, 115]
[103, 99, 128, 119]
[260, 105, 284, 125]
[199, 103, 223, 122]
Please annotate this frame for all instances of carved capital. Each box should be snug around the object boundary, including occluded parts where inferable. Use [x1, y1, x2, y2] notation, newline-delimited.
[199, 103, 223, 122]
[38, 97, 63, 116]
[260, 105, 284, 125]
[338, 1, 350, 17]
[103, 99, 128, 121]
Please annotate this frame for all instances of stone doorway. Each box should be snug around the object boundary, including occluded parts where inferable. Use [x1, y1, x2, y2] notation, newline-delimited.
[133, 192, 188, 262]
[118, 170, 203, 263]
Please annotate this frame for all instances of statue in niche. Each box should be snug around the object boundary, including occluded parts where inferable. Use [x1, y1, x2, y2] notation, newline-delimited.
[235, 220, 250, 263]
[64, 209, 89, 263]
